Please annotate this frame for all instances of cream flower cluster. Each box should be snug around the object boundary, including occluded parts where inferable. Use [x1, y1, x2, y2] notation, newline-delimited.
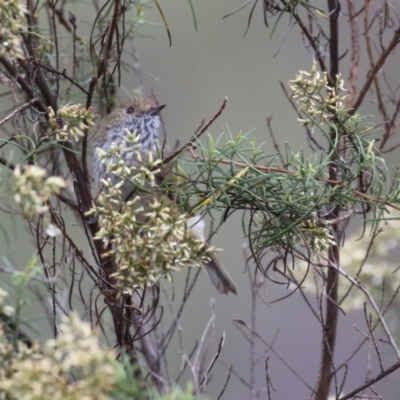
[289, 61, 347, 129]
[48, 104, 96, 142]
[0, 302, 120, 399]
[89, 131, 214, 293]
[12, 165, 65, 217]
[0, 0, 27, 59]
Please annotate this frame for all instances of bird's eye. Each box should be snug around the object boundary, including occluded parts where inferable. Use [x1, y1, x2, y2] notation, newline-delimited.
[126, 107, 135, 114]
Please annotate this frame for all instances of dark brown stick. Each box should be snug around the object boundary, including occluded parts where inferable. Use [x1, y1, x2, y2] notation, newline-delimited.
[338, 360, 400, 400]
[0, 98, 39, 128]
[351, 27, 400, 114]
[314, 1, 340, 399]
[163, 98, 228, 165]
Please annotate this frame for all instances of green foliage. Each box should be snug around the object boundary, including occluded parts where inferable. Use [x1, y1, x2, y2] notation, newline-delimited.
[170, 65, 400, 267]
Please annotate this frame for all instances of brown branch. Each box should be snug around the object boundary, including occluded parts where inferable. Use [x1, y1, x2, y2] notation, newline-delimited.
[333, 264, 400, 359]
[20, 36, 56, 111]
[279, 80, 325, 152]
[292, 12, 330, 82]
[0, 157, 16, 170]
[199, 332, 225, 389]
[163, 98, 228, 165]
[223, 0, 251, 19]
[51, 212, 114, 290]
[86, 0, 121, 109]
[317, 99, 341, 400]
[314, 2, 340, 398]
[266, 116, 284, 165]
[0, 98, 39, 128]
[216, 365, 232, 400]
[351, 27, 400, 114]
[363, 303, 384, 373]
[338, 360, 400, 400]
[0, 57, 47, 114]
[90, 0, 122, 102]
[27, 59, 89, 95]
[345, 0, 360, 108]
[46, 0, 84, 44]
[154, 0, 172, 46]
[363, 1, 389, 128]
[233, 318, 315, 392]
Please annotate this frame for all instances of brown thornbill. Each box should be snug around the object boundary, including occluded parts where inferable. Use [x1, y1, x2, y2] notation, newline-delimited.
[93, 98, 237, 294]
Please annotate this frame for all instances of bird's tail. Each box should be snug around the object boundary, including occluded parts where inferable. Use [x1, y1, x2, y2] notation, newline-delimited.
[203, 246, 237, 295]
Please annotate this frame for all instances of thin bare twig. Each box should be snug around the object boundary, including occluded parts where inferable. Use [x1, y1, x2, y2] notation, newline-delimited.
[333, 263, 400, 359]
[217, 365, 232, 400]
[27, 59, 89, 95]
[345, 0, 360, 108]
[0, 98, 39, 128]
[233, 318, 315, 393]
[338, 360, 400, 400]
[223, 0, 251, 19]
[266, 116, 284, 165]
[363, 1, 389, 132]
[199, 332, 225, 391]
[351, 27, 400, 114]
[363, 303, 384, 373]
[46, 0, 84, 44]
[163, 98, 228, 165]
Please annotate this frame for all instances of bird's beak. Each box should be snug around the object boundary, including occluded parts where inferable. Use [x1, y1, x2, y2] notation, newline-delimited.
[148, 104, 165, 116]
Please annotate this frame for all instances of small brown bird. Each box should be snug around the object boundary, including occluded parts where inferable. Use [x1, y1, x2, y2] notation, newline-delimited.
[93, 98, 237, 295]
